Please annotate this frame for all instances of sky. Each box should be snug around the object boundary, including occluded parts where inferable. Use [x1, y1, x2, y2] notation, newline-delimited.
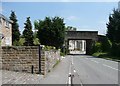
[0, 1, 119, 35]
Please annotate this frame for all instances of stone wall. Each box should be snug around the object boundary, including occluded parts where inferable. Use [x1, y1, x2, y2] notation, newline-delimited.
[44, 50, 60, 75]
[1, 46, 60, 75]
[1, 46, 39, 73]
[0, 47, 2, 69]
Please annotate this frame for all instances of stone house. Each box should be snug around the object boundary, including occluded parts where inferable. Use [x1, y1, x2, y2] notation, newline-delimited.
[0, 14, 12, 46]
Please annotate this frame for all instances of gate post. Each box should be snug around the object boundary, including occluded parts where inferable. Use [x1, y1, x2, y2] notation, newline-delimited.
[39, 45, 42, 74]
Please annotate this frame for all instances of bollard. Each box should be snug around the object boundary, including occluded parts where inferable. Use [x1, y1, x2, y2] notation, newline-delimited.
[31, 65, 34, 74]
[68, 73, 74, 86]
[68, 74, 74, 86]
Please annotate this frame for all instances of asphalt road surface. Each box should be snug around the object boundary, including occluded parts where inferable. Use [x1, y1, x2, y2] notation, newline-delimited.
[71, 55, 119, 85]
[39, 55, 119, 85]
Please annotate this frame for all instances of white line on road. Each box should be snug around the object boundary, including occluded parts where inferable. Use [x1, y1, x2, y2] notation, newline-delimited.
[90, 59, 99, 64]
[103, 64, 120, 71]
[97, 58, 118, 64]
[72, 56, 74, 65]
[73, 69, 76, 73]
[68, 59, 72, 85]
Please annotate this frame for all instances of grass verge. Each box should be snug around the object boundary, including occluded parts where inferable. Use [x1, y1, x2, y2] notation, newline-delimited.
[52, 60, 60, 68]
[92, 52, 120, 62]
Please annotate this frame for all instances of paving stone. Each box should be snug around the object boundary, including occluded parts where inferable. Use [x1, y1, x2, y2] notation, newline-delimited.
[2, 70, 43, 84]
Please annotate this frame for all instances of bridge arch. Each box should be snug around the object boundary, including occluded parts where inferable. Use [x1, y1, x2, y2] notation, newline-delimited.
[65, 31, 98, 55]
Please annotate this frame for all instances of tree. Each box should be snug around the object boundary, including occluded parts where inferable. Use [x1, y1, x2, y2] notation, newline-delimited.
[106, 9, 120, 43]
[106, 8, 120, 57]
[98, 35, 111, 52]
[34, 16, 65, 49]
[52, 17, 65, 49]
[23, 17, 34, 46]
[9, 11, 20, 45]
[66, 26, 77, 31]
[33, 31, 40, 45]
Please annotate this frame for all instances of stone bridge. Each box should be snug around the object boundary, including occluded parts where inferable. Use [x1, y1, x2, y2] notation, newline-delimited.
[65, 31, 98, 55]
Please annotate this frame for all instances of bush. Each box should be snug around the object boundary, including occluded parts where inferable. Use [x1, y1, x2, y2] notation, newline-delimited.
[13, 40, 20, 46]
[91, 42, 102, 54]
[43, 45, 56, 51]
[19, 38, 25, 46]
[101, 38, 111, 52]
[110, 43, 120, 57]
[33, 38, 40, 45]
[60, 52, 65, 56]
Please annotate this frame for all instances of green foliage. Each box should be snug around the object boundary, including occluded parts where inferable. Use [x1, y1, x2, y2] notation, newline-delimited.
[19, 38, 25, 46]
[101, 37, 111, 52]
[9, 11, 21, 45]
[33, 31, 40, 45]
[106, 8, 120, 43]
[65, 26, 77, 31]
[92, 42, 102, 53]
[12, 37, 25, 46]
[106, 8, 120, 57]
[92, 52, 107, 57]
[13, 40, 20, 46]
[60, 52, 65, 56]
[92, 9, 120, 59]
[98, 36, 111, 52]
[33, 38, 40, 45]
[110, 43, 120, 57]
[92, 52, 120, 60]
[52, 60, 60, 68]
[95, 42, 102, 52]
[43, 45, 55, 51]
[34, 16, 65, 49]
[91, 37, 111, 55]
[23, 17, 34, 46]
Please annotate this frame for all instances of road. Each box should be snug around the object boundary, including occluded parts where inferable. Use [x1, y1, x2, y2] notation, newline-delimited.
[39, 55, 119, 85]
[71, 55, 119, 85]
[2, 55, 119, 85]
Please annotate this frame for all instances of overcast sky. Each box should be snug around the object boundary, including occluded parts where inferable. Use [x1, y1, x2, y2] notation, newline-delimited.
[0, 1, 119, 35]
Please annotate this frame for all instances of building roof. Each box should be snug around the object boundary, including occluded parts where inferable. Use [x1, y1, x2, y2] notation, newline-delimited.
[0, 13, 13, 23]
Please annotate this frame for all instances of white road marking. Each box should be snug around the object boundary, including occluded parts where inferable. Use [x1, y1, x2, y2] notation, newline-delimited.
[103, 64, 120, 71]
[74, 69, 76, 73]
[72, 56, 74, 65]
[68, 59, 72, 85]
[91, 59, 99, 64]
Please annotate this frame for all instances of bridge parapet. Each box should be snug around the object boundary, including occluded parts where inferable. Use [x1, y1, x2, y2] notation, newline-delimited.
[65, 31, 98, 41]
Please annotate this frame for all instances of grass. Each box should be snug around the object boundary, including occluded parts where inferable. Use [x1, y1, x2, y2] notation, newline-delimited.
[60, 52, 65, 56]
[92, 52, 107, 57]
[92, 52, 120, 61]
[52, 60, 60, 68]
